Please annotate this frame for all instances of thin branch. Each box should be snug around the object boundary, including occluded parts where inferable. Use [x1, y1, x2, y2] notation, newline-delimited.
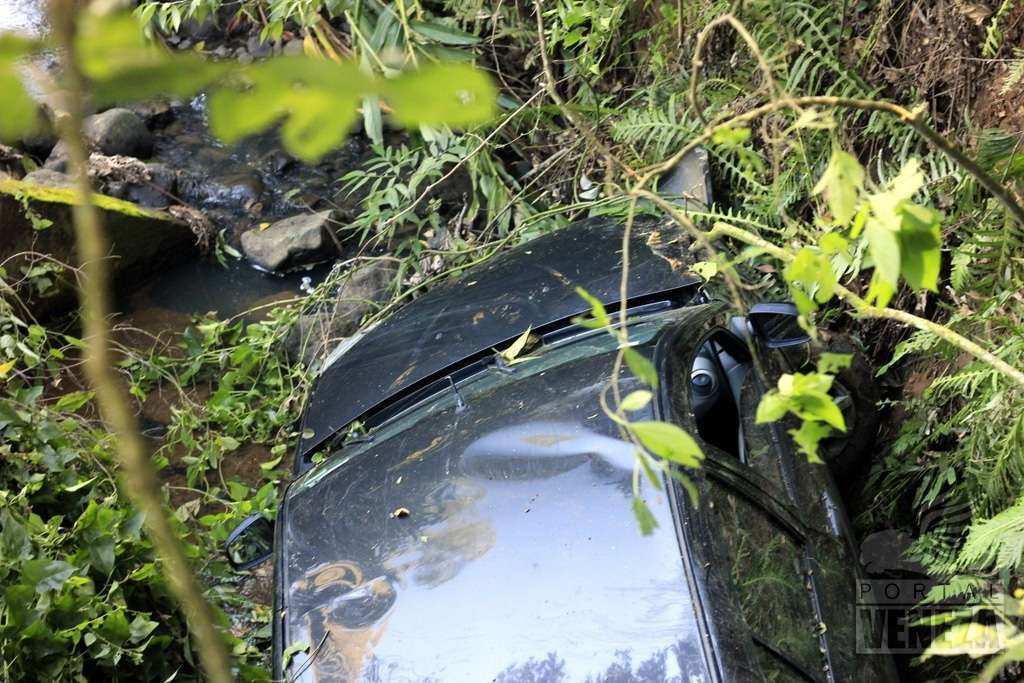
[47, 2, 235, 682]
[703, 222, 1024, 389]
[689, 13, 782, 125]
[640, 95, 1024, 228]
[530, 0, 638, 181]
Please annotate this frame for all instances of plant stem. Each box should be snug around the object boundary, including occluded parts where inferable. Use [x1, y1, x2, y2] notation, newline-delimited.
[47, 2, 234, 682]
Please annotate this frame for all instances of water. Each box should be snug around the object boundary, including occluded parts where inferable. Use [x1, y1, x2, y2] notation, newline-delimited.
[0, 0, 46, 36]
[124, 257, 333, 323]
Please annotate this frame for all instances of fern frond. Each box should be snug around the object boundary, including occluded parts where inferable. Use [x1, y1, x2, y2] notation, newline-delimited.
[953, 497, 1024, 573]
[1001, 55, 1024, 96]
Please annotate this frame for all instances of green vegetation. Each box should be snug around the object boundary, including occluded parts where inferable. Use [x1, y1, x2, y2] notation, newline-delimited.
[2, 0, 1024, 680]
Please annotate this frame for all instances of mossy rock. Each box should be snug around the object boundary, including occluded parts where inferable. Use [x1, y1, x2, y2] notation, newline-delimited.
[0, 177, 197, 319]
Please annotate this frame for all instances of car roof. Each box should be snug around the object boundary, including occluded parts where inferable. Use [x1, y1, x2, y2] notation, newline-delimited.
[297, 216, 702, 461]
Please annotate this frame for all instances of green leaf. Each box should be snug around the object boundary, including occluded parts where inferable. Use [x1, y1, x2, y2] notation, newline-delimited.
[620, 390, 652, 411]
[819, 231, 849, 255]
[282, 640, 310, 669]
[792, 391, 846, 431]
[362, 96, 383, 146]
[755, 391, 789, 424]
[864, 216, 902, 287]
[631, 495, 658, 536]
[209, 58, 366, 162]
[623, 347, 658, 388]
[54, 391, 94, 412]
[77, 11, 229, 106]
[574, 286, 611, 329]
[711, 126, 750, 148]
[218, 435, 241, 452]
[785, 247, 836, 304]
[498, 326, 533, 363]
[758, 372, 846, 432]
[21, 559, 76, 593]
[789, 420, 832, 464]
[409, 20, 481, 45]
[690, 261, 718, 280]
[128, 614, 159, 644]
[921, 622, 1017, 660]
[630, 421, 704, 467]
[897, 203, 942, 291]
[0, 36, 40, 141]
[98, 609, 131, 645]
[384, 63, 496, 128]
[817, 352, 852, 374]
[813, 150, 864, 225]
[259, 455, 283, 472]
[866, 270, 896, 308]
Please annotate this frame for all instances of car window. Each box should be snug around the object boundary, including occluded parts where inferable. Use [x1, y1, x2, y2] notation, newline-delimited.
[707, 484, 826, 682]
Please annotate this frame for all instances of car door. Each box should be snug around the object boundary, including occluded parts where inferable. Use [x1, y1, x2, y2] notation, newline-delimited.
[741, 338, 898, 682]
[656, 306, 896, 682]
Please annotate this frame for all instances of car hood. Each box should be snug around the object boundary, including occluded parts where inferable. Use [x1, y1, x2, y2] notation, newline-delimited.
[296, 216, 701, 463]
[278, 318, 710, 682]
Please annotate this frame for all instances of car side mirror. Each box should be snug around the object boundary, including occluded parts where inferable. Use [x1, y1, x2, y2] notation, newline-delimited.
[224, 514, 274, 570]
[747, 303, 811, 348]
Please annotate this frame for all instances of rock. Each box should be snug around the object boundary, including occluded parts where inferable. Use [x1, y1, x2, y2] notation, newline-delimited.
[128, 163, 177, 209]
[0, 177, 197, 319]
[43, 139, 70, 171]
[0, 145, 27, 179]
[240, 210, 336, 271]
[283, 39, 304, 56]
[199, 170, 264, 208]
[22, 168, 74, 187]
[83, 108, 154, 158]
[285, 260, 398, 366]
[94, 159, 177, 209]
[246, 35, 274, 59]
[238, 52, 254, 65]
[130, 100, 176, 130]
[19, 127, 58, 160]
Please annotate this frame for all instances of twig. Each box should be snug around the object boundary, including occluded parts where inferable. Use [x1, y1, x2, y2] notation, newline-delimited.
[531, 0, 638, 181]
[378, 88, 545, 233]
[639, 95, 1024, 229]
[703, 222, 1024, 389]
[47, 2, 235, 682]
[689, 13, 782, 126]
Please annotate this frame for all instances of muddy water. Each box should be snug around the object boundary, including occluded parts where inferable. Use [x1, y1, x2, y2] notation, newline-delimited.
[124, 256, 332, 325]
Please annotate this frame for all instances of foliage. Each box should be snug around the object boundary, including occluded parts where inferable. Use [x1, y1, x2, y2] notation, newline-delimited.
[0, 288, 287, 680]
[0, 9, 496, 164]
[755, 353, 851, 463]
[4, 0, 1024, 679]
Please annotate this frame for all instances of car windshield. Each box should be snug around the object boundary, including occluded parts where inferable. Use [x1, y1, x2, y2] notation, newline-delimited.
[281, 313, 712, 682]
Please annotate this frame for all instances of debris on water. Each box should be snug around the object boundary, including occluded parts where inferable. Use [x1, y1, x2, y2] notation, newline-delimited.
[300, 276, 313, 293]
[390, 507, 411, 519]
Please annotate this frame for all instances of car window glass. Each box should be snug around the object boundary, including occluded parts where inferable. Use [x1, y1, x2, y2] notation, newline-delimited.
[708, 484, 825, 681]
[738, 375, 789, 494]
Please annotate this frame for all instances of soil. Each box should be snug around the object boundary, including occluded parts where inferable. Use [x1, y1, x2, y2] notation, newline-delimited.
[972, 7, 1024, 132]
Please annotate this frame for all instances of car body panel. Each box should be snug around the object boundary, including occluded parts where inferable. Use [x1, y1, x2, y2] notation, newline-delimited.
[296, 216, 702, 465]
[279, 317, 711, 682]
[657, 309, 899, 682]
